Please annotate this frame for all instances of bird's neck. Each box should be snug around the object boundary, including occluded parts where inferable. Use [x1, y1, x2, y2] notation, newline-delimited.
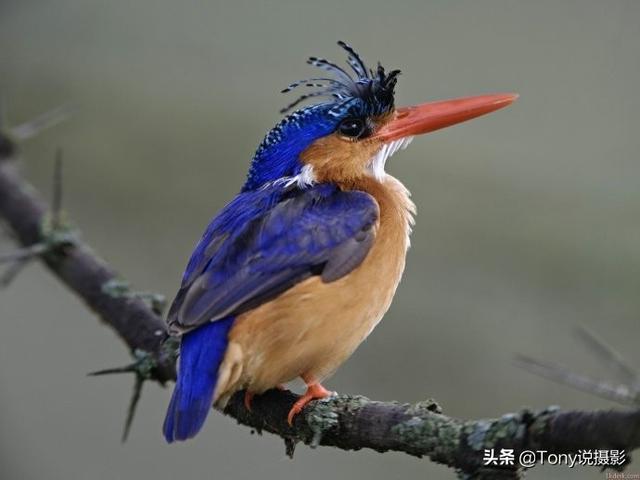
[341, 175, 416, 243]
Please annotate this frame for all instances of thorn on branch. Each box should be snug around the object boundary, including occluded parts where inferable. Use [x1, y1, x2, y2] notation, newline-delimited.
[9, 104, 74, 142]
[0, 242, 49, 287]
[0, 101, 72, 159]
[123, 375, 145, 442]
[88, 349, 157, 379]
[0, 151, 76, 286]
[515, 326, 640, 407]
[51, 148, 64, 230]
[88, 364, 138, 376]
[41, 148, 76, 246]
[0, 256, 30, 287]
[515, 354, 639, 406]
[0, 242, 49, 263]
[88, 349, 158, 442]
[575, 325, 639, 387]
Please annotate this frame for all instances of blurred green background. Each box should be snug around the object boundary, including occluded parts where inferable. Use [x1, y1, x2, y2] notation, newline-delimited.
[1, 1, 639, 479]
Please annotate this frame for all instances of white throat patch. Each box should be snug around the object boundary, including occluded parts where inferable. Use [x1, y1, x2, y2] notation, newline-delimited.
[368, 137, 414, 181]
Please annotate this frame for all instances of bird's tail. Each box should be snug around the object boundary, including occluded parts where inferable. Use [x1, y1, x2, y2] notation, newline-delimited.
[163, 317, 235, 442]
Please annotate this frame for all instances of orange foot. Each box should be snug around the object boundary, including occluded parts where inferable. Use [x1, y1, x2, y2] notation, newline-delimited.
[287, 382, 332, 426]
[244, 391, 255, 411]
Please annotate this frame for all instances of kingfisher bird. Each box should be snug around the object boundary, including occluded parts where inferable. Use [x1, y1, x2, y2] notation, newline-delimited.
[163, 41, 516, 442]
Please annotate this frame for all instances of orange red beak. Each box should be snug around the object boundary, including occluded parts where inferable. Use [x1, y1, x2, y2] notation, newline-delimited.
[373, 93, 518, 142]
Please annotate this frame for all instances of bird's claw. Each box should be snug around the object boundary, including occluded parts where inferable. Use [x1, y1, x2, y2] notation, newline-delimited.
[244, 391, 255, 411]
[287, 382, 333, 426]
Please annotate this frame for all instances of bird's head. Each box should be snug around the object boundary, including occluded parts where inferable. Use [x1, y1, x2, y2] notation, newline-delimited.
[243, 42, 517, 191]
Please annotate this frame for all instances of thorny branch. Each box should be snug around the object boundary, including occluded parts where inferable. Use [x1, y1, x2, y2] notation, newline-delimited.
[0, 105, 639, 479]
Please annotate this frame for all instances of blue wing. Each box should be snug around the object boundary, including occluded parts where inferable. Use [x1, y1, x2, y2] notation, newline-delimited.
[167, 182, 378, 333]
[163, 181, 377, 442]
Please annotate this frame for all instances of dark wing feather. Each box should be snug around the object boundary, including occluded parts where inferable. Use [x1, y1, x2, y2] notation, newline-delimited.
[167, 183, 378, 333]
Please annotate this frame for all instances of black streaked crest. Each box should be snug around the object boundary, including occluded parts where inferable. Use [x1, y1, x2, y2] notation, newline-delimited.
[280, 41, 401, 117]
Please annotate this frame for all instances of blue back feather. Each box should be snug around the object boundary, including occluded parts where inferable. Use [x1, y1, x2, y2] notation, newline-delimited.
[169, 183, 378, 330]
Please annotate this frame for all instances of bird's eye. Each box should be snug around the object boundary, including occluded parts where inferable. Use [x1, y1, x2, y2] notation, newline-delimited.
[338, 117, 367, 139]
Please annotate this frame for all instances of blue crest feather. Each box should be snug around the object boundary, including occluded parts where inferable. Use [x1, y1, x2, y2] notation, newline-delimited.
[243, 41, 400, 191]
